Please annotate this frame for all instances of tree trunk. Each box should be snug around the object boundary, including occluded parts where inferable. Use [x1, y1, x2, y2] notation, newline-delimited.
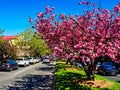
[86, 71, 95, 81]
[66, 58, 70, 64]
[83, 65, 95, 81]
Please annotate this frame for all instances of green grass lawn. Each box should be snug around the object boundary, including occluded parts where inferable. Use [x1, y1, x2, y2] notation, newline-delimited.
[55, 60, 120, 90]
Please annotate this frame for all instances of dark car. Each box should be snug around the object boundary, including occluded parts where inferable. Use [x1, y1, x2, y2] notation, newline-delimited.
[115, 63, 120, 73]
[97, 62, 118, 76]
[0, 59, 18, 71]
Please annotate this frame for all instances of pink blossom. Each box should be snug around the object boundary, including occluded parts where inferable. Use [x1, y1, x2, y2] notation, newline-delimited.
[60, 36, 67, 41]
[60, 13, 65, 19]
[51, 7, 55, 10]
[60, 42, 65, 47]
[81, 0, 90, 6]
[69, 53, 74, 58]
[37, 12, 44, 17]
[31, 2, 120, 64]
[69, 14, 74, 19]
[45, 6, 51, 13]
[92, 3, 96, 6]
[74, 44, 80, 49]
[35, 18, 39, 22]
[54, 47, 63, 52]
[28, 16, 32, 24]
[103, 9, 110, 14]
[50, 14, 55, 20]
[114, 5, 120, 13]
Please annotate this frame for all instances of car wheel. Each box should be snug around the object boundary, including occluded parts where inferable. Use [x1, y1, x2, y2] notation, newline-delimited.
[114, 73, 117, 76]
[103, 72, 106, 76]
[9, 68, 12, 71]
[16, 67, 18, 70]
[24, 63, 26, 67]
[27, 64, 30, 66]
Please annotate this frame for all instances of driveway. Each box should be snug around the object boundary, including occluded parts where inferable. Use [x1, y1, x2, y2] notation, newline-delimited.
[0, 61, 55, 90]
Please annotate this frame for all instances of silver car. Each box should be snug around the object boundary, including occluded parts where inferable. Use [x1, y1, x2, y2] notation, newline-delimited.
[43, 56, 50, 63]
[16, 57, 29, 66]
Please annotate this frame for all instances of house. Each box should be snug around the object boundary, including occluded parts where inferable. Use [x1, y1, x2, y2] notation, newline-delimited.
[1, 36, 17, 46]
[1, 36, 30, 57]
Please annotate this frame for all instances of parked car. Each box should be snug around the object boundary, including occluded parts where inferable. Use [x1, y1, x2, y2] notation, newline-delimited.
[43, 56, 51, 63]
[95, 62, 102, 73]
[0, 59, 18, 71]
[27, 57, 35, 64]
[115, 63, 120, 73]
[35, 57, 40, 63]
[97, 62, 118, 76]
[40, 56, 44, 61]
[52, 55, 57, 60]
[77, 62, 83, 68]
[16, 57, 29, 66]
[27, 57, 39, 64]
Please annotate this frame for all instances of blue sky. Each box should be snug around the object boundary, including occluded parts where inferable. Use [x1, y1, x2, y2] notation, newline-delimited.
[0, 0, 119, 36]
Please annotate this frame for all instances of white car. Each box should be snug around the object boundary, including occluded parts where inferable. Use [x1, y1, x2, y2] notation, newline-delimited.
[27, 57, 40, 64]
[35, 58, 40, 63]
[16, 57, 29, 66]
[43, 56, 50, 63]
[27, 57, 36, 64]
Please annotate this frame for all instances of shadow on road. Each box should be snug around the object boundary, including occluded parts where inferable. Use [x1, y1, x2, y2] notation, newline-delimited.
[7, 74, 55, 90]
[36, 66, 55, 72]
[6, 63, 55, 90]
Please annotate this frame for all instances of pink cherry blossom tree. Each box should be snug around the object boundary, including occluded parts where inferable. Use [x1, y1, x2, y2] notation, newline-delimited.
[30, 1, 120, 80]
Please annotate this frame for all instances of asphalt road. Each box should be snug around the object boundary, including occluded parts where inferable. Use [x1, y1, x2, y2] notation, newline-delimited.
[0, 61, 55, 90]
[105, 73, 120, 83]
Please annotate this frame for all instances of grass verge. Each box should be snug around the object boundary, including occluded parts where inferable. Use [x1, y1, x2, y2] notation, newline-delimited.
[55, 60, 120, 90]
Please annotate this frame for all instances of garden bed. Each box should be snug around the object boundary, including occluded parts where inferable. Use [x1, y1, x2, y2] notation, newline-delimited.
[55, 60, 120, 90]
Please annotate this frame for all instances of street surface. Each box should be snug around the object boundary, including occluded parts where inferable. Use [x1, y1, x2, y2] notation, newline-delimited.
[105, 74, 120, 83]
[0, 61, 55, 90]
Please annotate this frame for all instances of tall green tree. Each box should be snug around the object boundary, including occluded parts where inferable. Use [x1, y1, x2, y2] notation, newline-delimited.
[17, 27, 51, 57]
[29, 32, 51, 56]
[17, 27, 34, 46]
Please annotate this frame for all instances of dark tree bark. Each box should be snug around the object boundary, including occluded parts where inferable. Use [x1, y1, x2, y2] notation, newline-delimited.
[80, 58, 98, 81]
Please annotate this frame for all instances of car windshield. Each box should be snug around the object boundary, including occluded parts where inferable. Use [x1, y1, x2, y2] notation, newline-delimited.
[27, 57, 36, 59]
[102, 62, 114, 66]
[103, 65, 115, 69]
[28, 58, 31, 59]
[25, 59, 29, 61]
[16, 59, 23, 61]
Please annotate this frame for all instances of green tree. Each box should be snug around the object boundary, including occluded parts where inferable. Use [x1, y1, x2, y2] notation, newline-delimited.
[17, 27, 34, 46]
[17, 27, 51, 57]
[29, 32, 51, 57]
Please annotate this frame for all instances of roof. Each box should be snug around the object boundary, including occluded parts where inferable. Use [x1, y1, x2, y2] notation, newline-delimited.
[2, 36, 17, 40]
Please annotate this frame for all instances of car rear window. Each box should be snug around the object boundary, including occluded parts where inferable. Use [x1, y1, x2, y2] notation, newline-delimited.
[1, 61, 8, 63]
[27, 58, 32, 59]
[16, 59, 23, 60]
[1, 60, 11, 64]
[1, 61, 8, 64]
